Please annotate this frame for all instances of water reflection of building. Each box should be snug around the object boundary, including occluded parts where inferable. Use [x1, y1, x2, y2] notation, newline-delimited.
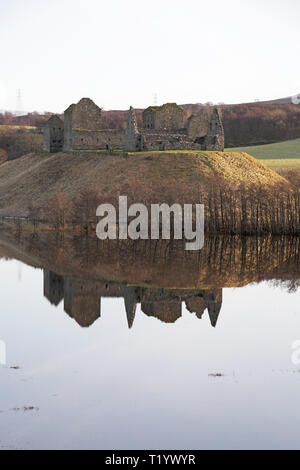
[44, 270, 64, 306]
[43, 270, 222, 329]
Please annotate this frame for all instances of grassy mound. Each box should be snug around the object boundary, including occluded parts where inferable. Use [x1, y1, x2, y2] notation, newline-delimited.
[0, 150, 288, 218]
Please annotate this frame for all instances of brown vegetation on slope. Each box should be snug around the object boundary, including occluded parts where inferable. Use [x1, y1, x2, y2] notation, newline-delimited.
[0, 150, 295, 235]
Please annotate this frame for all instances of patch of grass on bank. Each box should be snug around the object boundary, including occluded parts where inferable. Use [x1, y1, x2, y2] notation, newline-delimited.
[226, 138, 300, 159]
[128, 149, 208, 156]
[0, 125, 37, 131]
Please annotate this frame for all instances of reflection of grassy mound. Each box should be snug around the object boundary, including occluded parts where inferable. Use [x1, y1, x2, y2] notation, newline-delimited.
[0, 151, 287, 218]
[0, 232, 297, 289]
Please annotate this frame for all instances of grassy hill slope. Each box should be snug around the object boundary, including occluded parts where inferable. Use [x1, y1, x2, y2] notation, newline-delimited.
[0, 151, 287, 218]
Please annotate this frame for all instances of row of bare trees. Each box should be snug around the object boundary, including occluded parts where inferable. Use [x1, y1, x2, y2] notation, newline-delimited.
[203, 185, 300, 235]
[24, 183, 300, 236]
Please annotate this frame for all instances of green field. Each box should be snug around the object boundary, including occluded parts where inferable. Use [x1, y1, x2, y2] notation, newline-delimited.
[226, 138, 300, 159]
[262, 158, 300, 168]
[226, 138, 300, 168]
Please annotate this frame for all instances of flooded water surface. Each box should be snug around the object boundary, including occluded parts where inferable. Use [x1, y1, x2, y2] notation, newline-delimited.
[0, 232, 300, 449]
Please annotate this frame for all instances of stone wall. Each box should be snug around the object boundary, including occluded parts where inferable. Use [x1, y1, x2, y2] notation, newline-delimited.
[142, 301, 182, 323]
[143, 103, 185, 131]
[63, 106, 74, 151]
[65, 98, 102, 131]
[64, 277, 101, 327]
[63, 98, 123, 151]
[64, 98, 102, 151]
[204, 108, 225, 151]
[125, 106, 143, 151]
[141, 129, 202, 151]
[43, 270, 64, 305]
[131, 104, 224, 152]
[187, 106, 212, 139]
[43, 115, 64, 153]
[72, 129, 124, 150]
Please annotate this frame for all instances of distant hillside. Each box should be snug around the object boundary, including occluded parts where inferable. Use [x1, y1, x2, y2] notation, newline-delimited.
[0, 124, 43, 160]
[181, 103, 300, 147]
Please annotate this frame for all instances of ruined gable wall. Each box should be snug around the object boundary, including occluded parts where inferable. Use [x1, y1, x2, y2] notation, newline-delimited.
[72, 99, 102, 131]
[142, 104, 185, 131]
[63, 99, 104, 150]
[204, 109, 225, 151]
[154, 104, 185, 130]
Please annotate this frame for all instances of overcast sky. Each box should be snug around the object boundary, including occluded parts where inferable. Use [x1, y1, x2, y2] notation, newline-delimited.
[0, 0, 299, 113]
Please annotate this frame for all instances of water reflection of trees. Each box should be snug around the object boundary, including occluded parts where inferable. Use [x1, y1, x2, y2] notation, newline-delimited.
[1, 231, 300, 289]
[1, 231, 300, 328]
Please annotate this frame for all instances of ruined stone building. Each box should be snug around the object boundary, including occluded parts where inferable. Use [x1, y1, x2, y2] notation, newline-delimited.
[63, 98, 124, 151]
[125, 103, 225, 152]
[43, 115, 64, 153]
[44, 98, 124, 153]
[44, 97, 224, 153]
